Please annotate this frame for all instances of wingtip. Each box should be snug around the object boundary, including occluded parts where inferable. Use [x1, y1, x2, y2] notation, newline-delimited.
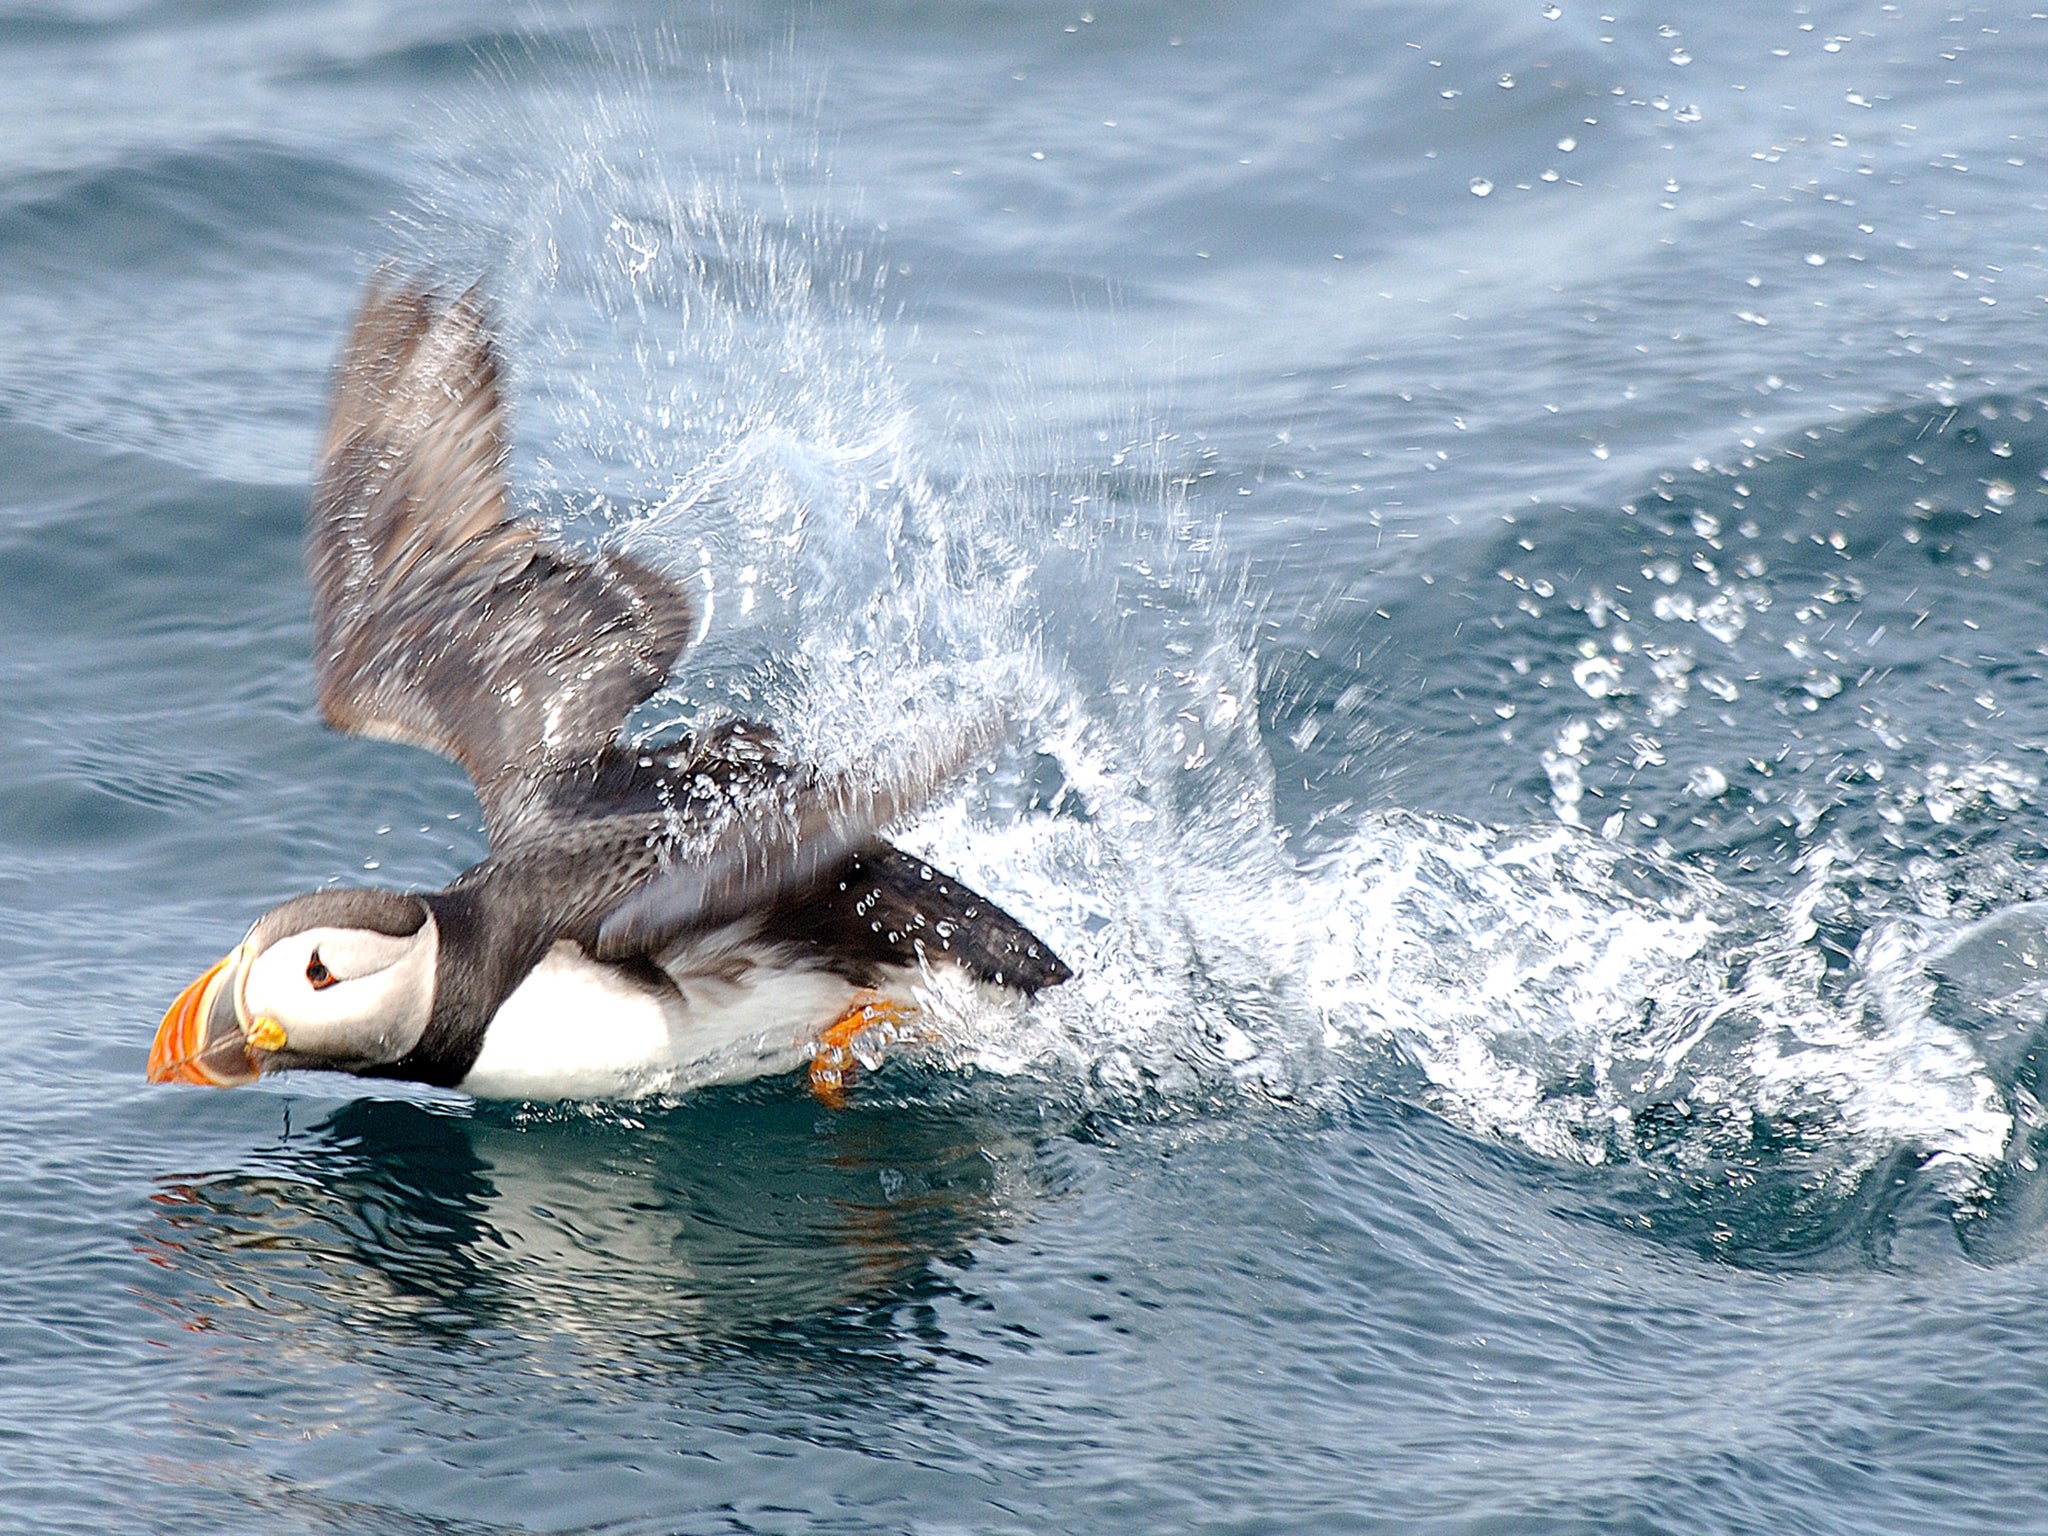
[320, 272, 435, 464]
[318, 270, 508, 522]
[326, 269, 498, 415]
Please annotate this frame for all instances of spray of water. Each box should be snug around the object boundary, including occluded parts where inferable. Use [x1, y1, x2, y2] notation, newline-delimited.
[394, 37, 2038, 1225]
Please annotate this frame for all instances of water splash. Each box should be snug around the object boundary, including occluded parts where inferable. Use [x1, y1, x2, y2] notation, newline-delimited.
[404, 42, 2040, 1235]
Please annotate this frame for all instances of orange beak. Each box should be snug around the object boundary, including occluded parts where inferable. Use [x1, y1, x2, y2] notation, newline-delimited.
[148, 948, 258, 1086]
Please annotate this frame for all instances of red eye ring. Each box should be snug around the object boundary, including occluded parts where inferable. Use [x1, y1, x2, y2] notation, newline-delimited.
[306, 952, 336, 990]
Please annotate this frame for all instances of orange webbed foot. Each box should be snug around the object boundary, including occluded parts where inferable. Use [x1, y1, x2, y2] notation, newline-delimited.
[808, 991, 922, 1106]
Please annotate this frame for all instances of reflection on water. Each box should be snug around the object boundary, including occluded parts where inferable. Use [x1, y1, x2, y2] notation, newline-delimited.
[138, 1080, 1050, 1359]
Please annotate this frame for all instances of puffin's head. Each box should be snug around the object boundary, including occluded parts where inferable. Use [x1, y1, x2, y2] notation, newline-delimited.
[148, 888, 439, 1086]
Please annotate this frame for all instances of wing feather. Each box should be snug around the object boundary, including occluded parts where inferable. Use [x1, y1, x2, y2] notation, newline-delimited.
[308, 277, 696, 841]
[591, 717, 1002, 957]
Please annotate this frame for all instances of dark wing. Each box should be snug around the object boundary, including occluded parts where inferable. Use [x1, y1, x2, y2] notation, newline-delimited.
[762, 842, 1072, 993]
[590, 717, 1005, 959]
[309, 276, 696, 842]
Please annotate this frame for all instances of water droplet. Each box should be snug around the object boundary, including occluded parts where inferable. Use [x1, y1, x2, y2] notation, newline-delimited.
[1557, 136, 1577, 152]
[1805, 252, 1827, 266]
[1573, 655, 1625, 698]
[1498, 72, 1517, 88]
[1543, 2, 1561, 15]
[1670, 48, 1692, 65]
[1470, 177, 1495, 197]
[1673, 103, 1702, 122]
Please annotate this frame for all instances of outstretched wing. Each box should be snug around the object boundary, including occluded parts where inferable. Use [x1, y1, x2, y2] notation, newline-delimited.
[309, 276, 696, 841]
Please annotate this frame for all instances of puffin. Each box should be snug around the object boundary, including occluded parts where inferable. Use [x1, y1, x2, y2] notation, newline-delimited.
[148, 276, 1068, 1102]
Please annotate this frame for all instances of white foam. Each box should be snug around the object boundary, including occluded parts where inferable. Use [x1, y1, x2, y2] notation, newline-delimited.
[910, 788, 2015, 1188]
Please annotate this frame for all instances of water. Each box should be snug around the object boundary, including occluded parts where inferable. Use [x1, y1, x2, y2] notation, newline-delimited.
[6, 2, 2048, 1530]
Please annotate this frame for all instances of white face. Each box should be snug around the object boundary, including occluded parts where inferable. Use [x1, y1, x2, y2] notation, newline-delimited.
[240, 918, 439, 1069]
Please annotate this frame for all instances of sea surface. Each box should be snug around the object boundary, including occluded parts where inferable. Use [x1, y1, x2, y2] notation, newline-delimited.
[5, 2, 2048, 1531]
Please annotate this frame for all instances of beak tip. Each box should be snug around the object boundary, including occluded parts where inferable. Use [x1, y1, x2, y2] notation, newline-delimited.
[150, 952, 252, 1088]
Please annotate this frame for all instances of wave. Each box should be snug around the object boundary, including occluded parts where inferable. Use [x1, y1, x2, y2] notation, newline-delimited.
[0, 140, 390, 279]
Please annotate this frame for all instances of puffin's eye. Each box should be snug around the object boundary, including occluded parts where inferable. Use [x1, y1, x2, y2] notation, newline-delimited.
[306, 952, 336, 990]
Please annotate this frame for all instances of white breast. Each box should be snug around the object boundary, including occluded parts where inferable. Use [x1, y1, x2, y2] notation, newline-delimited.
[458, 941, 890, 1100]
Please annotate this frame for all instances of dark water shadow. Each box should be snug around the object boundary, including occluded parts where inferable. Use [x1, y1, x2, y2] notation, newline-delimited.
[1522, 1070, 2048, 1276]
[1310, 1075, 1969, 1278]
[137, 1076, 1055, 1367]
[1532, 1139, 1971, 1276]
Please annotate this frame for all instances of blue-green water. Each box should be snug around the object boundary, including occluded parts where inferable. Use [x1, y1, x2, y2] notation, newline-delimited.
[8, 3, 2048, 1531]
